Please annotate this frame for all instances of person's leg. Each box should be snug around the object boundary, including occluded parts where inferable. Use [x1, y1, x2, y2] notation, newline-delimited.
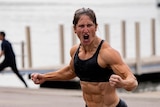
[0, 61, 8, 72]
[11, 62, 28, 88]
[116, 99, 128, 107]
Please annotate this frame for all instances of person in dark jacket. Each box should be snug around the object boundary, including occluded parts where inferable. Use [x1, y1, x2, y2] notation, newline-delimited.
[0, 31, 28, 88]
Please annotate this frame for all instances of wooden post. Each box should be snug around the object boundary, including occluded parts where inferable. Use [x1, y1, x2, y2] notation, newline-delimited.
[151, 18, 156, 55]
[104, 24, 110, 43]
[21, 41, 25, 68]
[121, 20, 126, 58]
[135, 22, 141, 74]
[26, 26, 32, 68]
[59, 24, 65, 64]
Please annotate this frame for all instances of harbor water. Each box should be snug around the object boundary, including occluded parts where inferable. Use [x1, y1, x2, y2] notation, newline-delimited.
[0, 0, 160, 68]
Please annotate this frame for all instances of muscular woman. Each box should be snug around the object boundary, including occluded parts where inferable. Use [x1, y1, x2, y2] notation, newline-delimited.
[31, 8, 138, 107]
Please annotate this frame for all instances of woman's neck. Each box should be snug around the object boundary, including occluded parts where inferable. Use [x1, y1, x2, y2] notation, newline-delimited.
[81, 37, 101, 52]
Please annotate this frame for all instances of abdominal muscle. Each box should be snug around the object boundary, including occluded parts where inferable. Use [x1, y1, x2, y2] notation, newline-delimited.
[80, 81, 119, 107]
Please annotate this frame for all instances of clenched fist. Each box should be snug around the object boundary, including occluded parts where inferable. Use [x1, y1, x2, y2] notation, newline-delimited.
[31, 73, 45, 84]
[109, 74, 124, 88]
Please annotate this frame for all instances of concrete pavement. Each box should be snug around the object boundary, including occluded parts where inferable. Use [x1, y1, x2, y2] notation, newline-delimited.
[0, 87, 84, 107]
[0, 87, 160, 107]
[0, 71, 160, 107]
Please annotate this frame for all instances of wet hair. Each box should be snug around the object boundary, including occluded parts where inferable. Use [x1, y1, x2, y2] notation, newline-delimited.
[73, 8, 98, 26]
[0, 31, 5, 37]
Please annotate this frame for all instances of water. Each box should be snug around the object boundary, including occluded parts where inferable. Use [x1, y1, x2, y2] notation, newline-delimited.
[0, 0, 159, 68]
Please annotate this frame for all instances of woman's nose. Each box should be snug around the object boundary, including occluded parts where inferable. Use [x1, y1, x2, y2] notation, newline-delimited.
[83, 26, 89, 33]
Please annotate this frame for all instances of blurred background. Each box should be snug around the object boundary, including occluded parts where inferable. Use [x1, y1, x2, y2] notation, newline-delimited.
[0, 0, 160, 88]
[0, 2, 160, 107]
[0, 0, 159, 68]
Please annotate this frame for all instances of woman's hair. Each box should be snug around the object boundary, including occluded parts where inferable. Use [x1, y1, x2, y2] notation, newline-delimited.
[73, 8, 97, 26]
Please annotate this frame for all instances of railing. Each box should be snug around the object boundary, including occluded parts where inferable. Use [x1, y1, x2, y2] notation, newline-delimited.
[58, 18, 160, 75]
[11, 26, 32, 69]
[12, 41, 25, 68]
[11, 18, 160, 75]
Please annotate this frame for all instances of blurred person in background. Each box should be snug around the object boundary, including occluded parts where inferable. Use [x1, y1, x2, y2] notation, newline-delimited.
[31, 8, 138, 107]
[0, 31, 28, 88]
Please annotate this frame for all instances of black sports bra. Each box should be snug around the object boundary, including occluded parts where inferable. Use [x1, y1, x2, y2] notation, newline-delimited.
[74, 40, 114, 82]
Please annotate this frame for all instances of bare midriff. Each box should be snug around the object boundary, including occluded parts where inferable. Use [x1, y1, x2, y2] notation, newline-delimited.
[80, 81, 119, 107]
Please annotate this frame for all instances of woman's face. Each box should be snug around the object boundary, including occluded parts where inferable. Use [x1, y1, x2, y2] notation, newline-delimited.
[74, 15, 97, 45]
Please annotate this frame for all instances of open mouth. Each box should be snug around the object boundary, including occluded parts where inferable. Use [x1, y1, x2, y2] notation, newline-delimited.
[83, 34, 89, 40]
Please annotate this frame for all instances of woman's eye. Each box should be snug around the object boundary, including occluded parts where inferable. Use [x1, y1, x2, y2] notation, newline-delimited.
[87, 24, 92, 27]
[79, 25, 84, 28]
